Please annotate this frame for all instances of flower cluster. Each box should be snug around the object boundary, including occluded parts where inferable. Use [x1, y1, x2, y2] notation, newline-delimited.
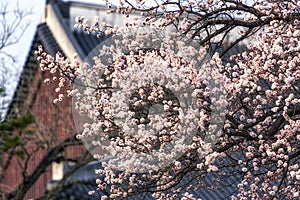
[72, 24, 226, 175]
[35, 46, 81, 103]
[214, 19, 300, 199]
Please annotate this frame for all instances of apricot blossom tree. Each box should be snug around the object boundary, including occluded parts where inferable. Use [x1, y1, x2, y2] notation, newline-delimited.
[36, 0, 300, 199]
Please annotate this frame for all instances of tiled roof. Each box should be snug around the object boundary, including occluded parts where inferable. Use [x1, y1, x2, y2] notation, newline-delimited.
[38, 23, 65, 57]
[72, 31, 104, 60]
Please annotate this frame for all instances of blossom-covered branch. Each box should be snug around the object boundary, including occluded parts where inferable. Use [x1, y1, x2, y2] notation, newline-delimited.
[35, 0, 300, 199]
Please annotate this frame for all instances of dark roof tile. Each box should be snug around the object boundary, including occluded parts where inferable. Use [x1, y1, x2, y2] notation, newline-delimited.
[72, 30, 108, 60]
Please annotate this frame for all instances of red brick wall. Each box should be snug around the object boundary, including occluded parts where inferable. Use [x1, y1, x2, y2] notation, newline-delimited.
[2, 68, 85, 199]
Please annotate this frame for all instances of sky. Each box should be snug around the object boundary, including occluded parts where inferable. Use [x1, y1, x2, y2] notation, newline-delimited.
[0, 0, 45, 116]
[1, 0, 45, 76]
